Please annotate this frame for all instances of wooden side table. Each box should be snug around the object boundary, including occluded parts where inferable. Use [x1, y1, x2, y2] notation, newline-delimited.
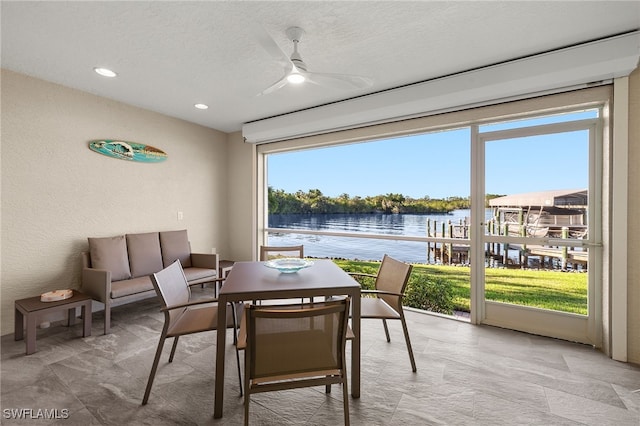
[14, 290, 92, 355]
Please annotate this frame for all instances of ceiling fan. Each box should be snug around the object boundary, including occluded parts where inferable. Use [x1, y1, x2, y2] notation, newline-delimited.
[256, 26, 373, 96]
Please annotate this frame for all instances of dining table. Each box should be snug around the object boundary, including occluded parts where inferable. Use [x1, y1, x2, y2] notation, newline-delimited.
[214, 259, 361, 418]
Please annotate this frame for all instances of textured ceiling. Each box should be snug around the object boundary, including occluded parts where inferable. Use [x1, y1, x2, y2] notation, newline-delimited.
[2, 1, 639, 133]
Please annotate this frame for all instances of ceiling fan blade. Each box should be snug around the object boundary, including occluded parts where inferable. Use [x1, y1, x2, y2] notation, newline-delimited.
[304, 72, 373, 90]
[256, 74, 290, 96]
[251, 24, 291, 66]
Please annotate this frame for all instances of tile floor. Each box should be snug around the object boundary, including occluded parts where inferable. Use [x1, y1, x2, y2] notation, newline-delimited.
[2, 287, 640, 425]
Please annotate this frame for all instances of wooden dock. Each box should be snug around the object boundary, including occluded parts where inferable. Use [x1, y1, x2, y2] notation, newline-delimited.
[425, 218, 587, 270]
[525, 245, 588, 269]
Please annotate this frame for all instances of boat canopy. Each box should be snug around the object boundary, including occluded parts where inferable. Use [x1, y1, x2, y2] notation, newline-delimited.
[489, 189, 587, 209]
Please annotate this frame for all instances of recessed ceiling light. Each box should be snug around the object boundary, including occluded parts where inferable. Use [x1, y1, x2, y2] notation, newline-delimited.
[94, 67, 117, 77]
[194, 103, 209, 110]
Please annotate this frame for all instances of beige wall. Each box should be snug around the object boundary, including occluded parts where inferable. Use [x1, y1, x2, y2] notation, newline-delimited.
[1, 69, 229, 335]
[627, 67, 640, 364]
[226, 131, 256, 262]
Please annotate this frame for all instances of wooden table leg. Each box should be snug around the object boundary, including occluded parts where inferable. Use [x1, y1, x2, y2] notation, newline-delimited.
[14, 307, 24, 341]
[214, 295, 228, 418]
[351, 291, 361, 398]
[68, 307, 77, 326]
[25, 313, 38, 355]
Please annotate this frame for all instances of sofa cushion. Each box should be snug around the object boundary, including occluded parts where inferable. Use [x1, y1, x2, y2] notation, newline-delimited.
[88, 235, 131, 281]
[126, 232, 164, 278]
[182, 267, 217, 283]
[110, 275, 154, 299]
[160, 229, 192, 268]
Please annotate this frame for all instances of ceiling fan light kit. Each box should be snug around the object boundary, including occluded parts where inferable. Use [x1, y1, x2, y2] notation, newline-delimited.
[286, 72, 305, 84]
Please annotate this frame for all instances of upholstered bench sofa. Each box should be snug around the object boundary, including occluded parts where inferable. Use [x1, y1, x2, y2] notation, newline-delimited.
[81, 229, 218, 334]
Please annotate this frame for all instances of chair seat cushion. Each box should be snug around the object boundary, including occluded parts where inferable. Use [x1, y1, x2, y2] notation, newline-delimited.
[111, 275, 154, 299]
[167, 302, 238, 337]
[360, 297, 401, 320]
[183, 267, 217, 283]
[168, 303, 218, 336]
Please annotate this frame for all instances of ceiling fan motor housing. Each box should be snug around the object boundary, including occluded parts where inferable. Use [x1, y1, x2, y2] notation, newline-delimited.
[286, 27, 308, 71]
[291, 56, 307, 72]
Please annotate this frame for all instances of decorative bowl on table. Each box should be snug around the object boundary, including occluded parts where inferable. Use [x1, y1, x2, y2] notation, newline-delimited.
[264, 258, 314, 273]
[40, 289, 73, 302]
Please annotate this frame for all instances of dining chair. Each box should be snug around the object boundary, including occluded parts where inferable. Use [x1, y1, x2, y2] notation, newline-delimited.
[142, 260, 242, 405]
[240, 298, 351, 426]
[259, 244, 304, 261]
[260, 244, 308, 304]
[349, 254, 417, 372]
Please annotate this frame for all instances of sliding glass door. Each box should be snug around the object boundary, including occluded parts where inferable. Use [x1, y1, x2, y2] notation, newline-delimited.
[471, 112, 602, 345]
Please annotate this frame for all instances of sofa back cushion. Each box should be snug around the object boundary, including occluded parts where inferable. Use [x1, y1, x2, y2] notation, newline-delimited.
[88, 235, 132, 281]
[126, 232, 164, 278]
[159, 230, 192, 268]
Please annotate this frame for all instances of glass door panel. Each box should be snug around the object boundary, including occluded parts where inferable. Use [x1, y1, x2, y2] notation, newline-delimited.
[266, 128, 473, 319]
[476, 117, 601, 345]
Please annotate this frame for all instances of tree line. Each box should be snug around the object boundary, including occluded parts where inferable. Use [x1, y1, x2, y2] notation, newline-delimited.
[268, 187, 504, 215]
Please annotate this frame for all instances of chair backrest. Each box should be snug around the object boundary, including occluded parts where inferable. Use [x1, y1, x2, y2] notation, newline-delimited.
[375, 255, 413, 312]
[259, 245, 304, 261]
[246, 298, 350, 383]
[150, 260, 191, 323]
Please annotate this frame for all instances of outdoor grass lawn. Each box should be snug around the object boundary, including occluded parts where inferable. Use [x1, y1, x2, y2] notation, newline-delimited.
[333, 259, 588, 315]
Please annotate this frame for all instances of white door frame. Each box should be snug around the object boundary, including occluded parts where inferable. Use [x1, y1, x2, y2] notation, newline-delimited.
[470, 118, 603, 346]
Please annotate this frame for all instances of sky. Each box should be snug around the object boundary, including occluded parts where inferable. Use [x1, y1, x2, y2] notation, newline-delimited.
[267, 111, 595, 199]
